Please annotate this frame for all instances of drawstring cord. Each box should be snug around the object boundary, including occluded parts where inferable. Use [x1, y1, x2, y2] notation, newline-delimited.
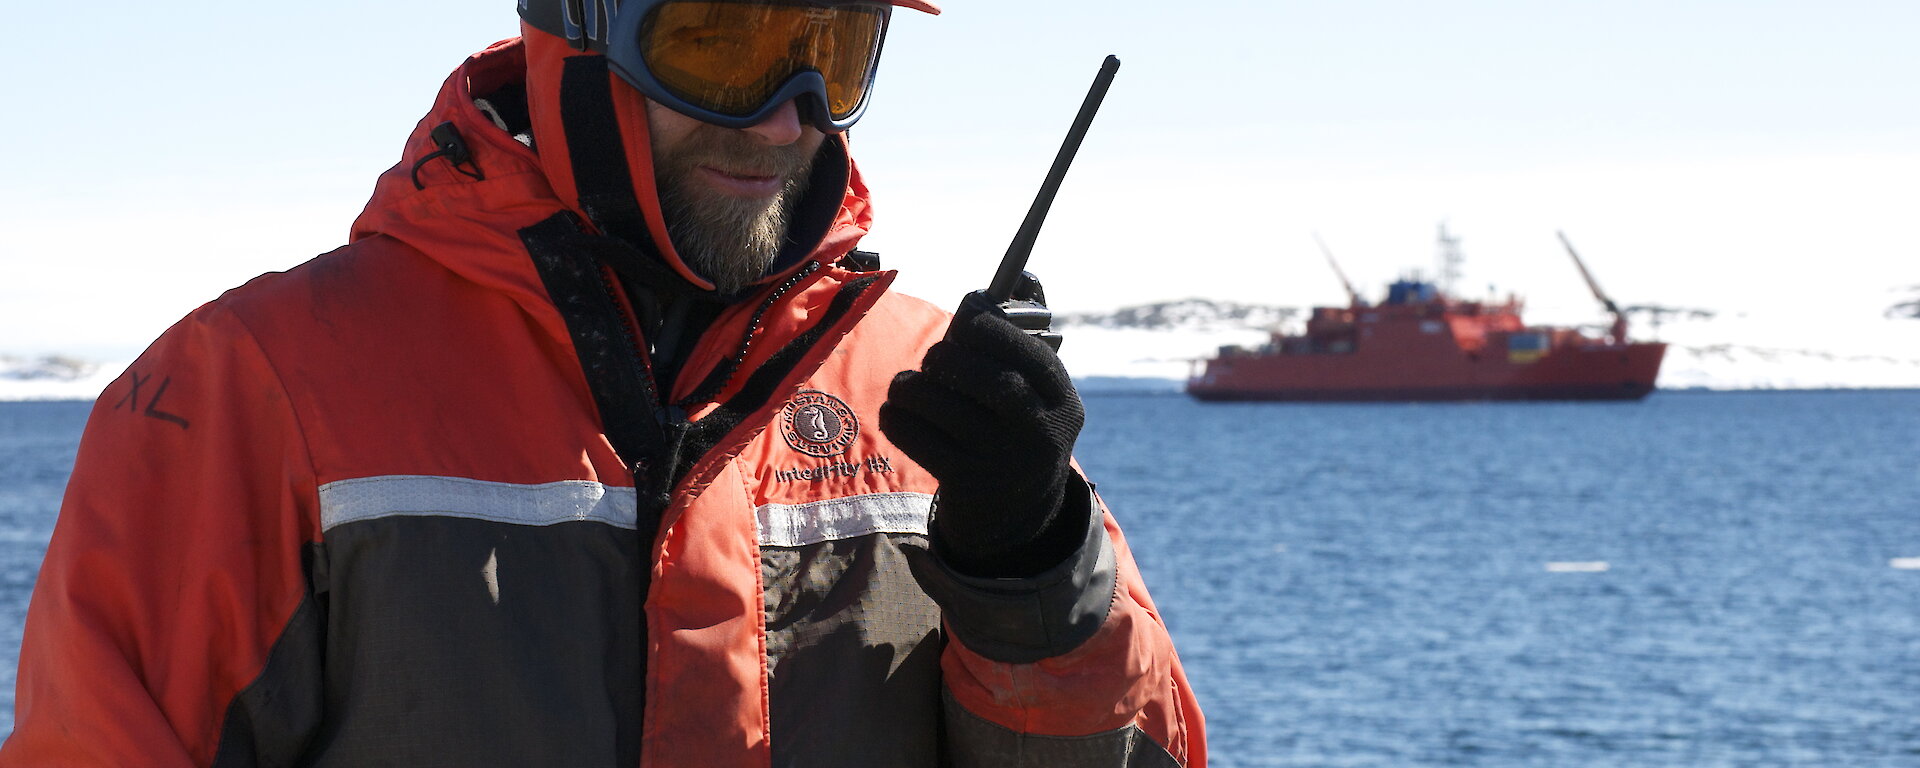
[410, 122, 486, 190]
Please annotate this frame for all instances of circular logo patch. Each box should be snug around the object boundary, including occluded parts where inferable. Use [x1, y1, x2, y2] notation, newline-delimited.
[780, 390, 859, 458]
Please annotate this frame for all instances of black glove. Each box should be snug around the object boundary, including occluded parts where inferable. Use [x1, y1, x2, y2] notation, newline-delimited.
[880, 293, 1088, 578]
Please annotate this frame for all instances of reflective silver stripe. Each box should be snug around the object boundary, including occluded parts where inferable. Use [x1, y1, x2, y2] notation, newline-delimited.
[319, 475, 638, 532]
[756, 492, 934, 548]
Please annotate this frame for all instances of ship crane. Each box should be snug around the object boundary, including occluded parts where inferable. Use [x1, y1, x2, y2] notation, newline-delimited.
[1313, 232, 1362, 307]
[1557, 231, 1629, 345]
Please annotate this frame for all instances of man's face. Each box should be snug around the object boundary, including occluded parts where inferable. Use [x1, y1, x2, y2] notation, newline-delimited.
[647, 98, 828, 294]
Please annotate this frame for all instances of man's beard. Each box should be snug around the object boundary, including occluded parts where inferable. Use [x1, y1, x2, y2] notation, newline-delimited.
[652, 127, 819, 295]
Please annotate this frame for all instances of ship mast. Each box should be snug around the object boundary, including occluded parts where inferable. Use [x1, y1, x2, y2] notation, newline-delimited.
[1557, 230, 1628, 344]
[1313, 232, 1362, 307]
[1435, 223, 1464, 297]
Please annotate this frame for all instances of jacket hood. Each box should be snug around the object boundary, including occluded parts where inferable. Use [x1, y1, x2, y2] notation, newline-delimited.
[350, 35, 875, 299]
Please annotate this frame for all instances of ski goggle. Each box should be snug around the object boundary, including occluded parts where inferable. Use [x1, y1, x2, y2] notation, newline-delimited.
[535, 0, 888, 133]
[523, 0, 938, 130]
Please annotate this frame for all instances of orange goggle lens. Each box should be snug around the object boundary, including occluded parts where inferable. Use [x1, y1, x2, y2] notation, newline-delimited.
[640, 1, 887, 121]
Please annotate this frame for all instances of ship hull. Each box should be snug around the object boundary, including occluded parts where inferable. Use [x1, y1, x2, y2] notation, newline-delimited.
[1188, 381, 1655, 402]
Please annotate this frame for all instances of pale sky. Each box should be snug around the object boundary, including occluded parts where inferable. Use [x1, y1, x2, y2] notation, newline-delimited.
[4, 0, 1917, 359]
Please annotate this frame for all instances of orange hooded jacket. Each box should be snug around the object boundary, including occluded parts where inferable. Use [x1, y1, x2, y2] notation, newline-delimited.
[2, 31, 1204, 768]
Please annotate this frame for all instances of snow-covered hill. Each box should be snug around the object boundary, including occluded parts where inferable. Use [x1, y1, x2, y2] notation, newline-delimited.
[0, 355, 125, 402]
[7, 299, 1918, 401]
[1056, 298, 1300, 333]
[1653, 311, 1920, 390]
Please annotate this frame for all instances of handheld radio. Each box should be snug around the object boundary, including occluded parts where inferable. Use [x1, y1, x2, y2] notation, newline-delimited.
[957, 55, 1121, 351]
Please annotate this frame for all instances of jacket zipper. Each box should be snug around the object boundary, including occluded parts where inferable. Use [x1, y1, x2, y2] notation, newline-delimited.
[678, 260, 823, 408]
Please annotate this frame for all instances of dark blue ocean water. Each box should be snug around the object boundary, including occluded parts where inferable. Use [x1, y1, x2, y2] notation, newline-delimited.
[2, 392, 1917, 765]
[0, 400, 86, 738]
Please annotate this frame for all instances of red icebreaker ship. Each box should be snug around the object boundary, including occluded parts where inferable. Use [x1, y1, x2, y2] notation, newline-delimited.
[1187, 229, 1666, 402]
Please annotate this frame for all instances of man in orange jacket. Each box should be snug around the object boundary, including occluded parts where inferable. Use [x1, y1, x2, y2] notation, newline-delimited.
[3, 1, 1205, 765]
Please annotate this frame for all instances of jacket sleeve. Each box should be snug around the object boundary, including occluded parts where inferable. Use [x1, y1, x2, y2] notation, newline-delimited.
[0, 303, 325, 766]
[906, 476, 1207, 767]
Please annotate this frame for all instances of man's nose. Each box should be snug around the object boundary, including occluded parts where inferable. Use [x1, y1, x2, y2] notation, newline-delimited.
[742, 99, 804, 146]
